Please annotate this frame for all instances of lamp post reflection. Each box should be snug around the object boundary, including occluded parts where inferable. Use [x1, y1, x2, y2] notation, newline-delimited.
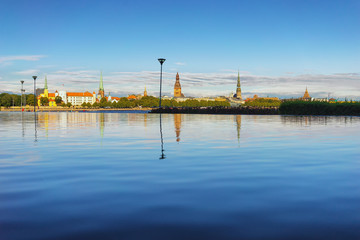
[159, 114, 166, 160]
[34, 112, 38, 142]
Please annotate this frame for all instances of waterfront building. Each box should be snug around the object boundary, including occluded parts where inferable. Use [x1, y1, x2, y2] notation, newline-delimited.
[127, 94, 138, 100]
[66, 92, 96, 106]
[37, 76, 57, 106]
[107, 94, 120, 103]
[245, 95, 279, 102]
[174, 73, 185, 98]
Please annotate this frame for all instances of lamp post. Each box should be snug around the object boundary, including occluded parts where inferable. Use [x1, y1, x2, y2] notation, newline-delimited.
[157, 58, 166, 108]
[20, 81, 24, 109]
[32, 76, 37, 112]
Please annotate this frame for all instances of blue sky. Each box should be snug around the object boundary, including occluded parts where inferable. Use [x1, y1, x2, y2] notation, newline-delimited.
[0, 0, 359, 99]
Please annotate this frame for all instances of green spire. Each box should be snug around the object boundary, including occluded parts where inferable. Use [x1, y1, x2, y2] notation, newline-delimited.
[44, 75, 48, 89]
[99, 71, 104, 91]
[237, 70, 240, 88]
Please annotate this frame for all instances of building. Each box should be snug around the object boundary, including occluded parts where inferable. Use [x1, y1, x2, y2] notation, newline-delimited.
[174, 72, 185, 98]
[144, 86, 147, 97]
[107, 94, 120, 103]
[233, 70, 242, 100]
[66, 92, 96, 105]
[37, 75, 57, 106]
[245, 95, 279, 102]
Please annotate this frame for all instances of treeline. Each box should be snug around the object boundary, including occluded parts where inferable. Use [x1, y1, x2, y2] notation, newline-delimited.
[82, 96, 230, 108]
[244, 98, 281, 107]
[279, 101, 360, 116]
[0, 93, 36, 107]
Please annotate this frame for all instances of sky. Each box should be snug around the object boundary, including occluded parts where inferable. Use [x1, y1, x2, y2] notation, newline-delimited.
[0, 0, 359, 99]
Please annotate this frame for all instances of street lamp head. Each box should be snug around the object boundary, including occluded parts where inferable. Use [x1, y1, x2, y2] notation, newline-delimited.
[32, 76, 37, 80]
[158, 58, 166, 65]
[21, 80, 24, 84]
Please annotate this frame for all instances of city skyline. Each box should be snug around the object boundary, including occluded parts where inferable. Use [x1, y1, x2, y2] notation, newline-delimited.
[0, 0, 359, 99]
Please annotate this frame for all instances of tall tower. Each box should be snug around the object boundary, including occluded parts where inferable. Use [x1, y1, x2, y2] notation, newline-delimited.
[303, 87, 310, 99]
[144, 86, 147, 97]
[98, 71, 104, 98]
[235, 70, 242, 99]
[174, 72, 182, 98]
[44, 75, 48, 98]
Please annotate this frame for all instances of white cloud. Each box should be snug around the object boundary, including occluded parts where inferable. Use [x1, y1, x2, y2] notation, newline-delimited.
[0, 55, 46, 64]
[15, 69, 40, 76]
[175, 62, 186, 66]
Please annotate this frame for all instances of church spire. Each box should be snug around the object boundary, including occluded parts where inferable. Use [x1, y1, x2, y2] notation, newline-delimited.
[235, 70, 242, 99]
[99, 71, 104, 91]
[98, 71, 105, 98]
[144, 85, 148, 97]
[237, 70, 240, 88]
[44, 75, 48, 89]
[303, 87, 310, 99]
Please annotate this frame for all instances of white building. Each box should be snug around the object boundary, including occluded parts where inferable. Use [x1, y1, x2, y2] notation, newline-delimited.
[55, 91, 96, 105]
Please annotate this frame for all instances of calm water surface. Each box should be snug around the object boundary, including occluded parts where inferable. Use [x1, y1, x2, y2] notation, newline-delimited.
[0, 112, 359, 240]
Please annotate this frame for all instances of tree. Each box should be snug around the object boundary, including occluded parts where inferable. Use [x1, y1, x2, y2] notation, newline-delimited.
[40, 97, 49, 106]
[138, 96, 159, 107]
[66, 102, 72, 108]
[100, 97, 108, 108]
[26, 94, 36, 106]
[10, 94, 21, 106]
[0, 93, 12, 107]
[111, 101, 118, 108]
[92, 102, 99, 108]
[55, 96, 62, 104]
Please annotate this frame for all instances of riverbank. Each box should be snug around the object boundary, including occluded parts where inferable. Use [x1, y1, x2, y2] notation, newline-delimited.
[150, 106, 279, 115]
[0, 106, 152, 112]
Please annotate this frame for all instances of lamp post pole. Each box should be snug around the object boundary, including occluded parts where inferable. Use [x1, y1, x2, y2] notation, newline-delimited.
[157, 58, 166, 108]
[32, 76, 37, 112]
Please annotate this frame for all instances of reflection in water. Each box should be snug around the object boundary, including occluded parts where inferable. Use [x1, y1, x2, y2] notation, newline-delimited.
[34, 112, 38, 142]
[280, 115, 355, 126]
[174, 114, 182, 142]
[144, 113, 147, 128]
[2, 113, 360, 240]
[99, 113, 105, 139]
[235, 115, 241, 144]
[21, 112, 25, 138]
[159, 114, 166, 160]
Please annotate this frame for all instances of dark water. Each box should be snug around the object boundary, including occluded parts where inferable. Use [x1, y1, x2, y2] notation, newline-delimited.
[0, 112, 359, 240]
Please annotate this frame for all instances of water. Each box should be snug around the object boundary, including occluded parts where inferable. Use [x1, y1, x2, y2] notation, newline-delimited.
[0, 112, 359, 240]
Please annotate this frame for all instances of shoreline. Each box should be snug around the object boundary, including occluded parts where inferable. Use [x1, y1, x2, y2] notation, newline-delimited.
[0, 107, 153, 112]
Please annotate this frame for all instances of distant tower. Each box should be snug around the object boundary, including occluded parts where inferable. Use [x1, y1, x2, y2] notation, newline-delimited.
[235, 70, 242, 99]
[174, 72, 183, 98]
[303, 87, 310, 99]
[98, 71, 105, 98]
[144, 86, 148, 97]
[44, 75, 48, 98]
